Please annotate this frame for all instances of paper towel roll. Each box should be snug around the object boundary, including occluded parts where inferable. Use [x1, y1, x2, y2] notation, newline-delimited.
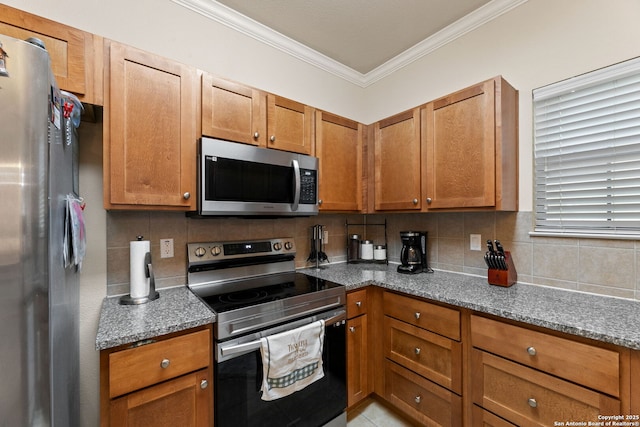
[130, 239, 150, 299]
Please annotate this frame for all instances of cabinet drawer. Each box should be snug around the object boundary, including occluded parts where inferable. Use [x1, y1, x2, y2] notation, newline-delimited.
[384, 292, 460, 340]
[471, 349, 620, 426]
[471, 315, 620, 396]
[347, 289, 367, 318]
[385, 360, 462, 426]
[384, 316, 462, 394]
[109, 330, 211, 398]
[471, 405, 517, 427]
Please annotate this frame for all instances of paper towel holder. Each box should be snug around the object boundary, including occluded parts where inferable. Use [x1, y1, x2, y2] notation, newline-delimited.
[120, 245, 160, 305]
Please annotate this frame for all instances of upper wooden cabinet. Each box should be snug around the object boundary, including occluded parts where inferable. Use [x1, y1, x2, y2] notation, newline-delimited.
[0, 4, 103, 105]
[103, 40, 197, 210]
[200, 73, 267, 146]
[316, 111, 364, 211]
[267, 94, 315, 155]
[373, 108, 422, 211]
[422, 76, 518, 211]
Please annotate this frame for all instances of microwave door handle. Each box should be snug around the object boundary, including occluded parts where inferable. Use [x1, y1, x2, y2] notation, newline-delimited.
[291, 159, 300, 211]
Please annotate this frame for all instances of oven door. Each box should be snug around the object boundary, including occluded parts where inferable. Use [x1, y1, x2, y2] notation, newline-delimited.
[215, 309, 346, 427]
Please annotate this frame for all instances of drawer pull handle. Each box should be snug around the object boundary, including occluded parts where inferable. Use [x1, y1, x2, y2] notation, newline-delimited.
[200, 379, 208, 390]
[160, 358, 170, 369]
[527, 346, 537, 356]
[356, 301, 362, 307]
[414, 395, 421, 404]
[414, 347, 421, 355]
[528, 398, 538, 408]
[414, 312, 421, 320]
[349, 326, 356, 333]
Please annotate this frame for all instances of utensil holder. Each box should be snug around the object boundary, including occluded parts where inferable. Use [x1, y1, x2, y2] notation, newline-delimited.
[487, 251, 517, 287]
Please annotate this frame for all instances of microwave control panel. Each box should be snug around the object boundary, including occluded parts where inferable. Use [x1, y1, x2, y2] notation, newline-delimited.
[300, 169, 317, 204]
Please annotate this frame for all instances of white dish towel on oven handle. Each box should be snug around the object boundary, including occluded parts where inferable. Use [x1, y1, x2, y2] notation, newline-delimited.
[259, 319, 325, 401]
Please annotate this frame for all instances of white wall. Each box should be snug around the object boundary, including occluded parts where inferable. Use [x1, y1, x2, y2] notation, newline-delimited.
[5, 0, 640, 425]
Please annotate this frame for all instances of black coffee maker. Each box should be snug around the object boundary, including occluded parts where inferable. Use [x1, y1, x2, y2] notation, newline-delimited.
[397, 231, 428, 274]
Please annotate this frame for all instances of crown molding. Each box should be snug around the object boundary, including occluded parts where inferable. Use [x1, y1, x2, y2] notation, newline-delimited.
[172, 0, 528, 88]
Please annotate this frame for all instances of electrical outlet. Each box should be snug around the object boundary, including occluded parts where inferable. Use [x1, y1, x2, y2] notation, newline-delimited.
[160, 238, 174, 258]
[323, 230, 329, 244]
[470, 234, 482, 251]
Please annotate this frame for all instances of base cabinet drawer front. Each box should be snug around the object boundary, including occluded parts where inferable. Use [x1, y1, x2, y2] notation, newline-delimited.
[383, 292, 460, 340]
[109, 368, 211, 427]
[347, 289, 368, 318]
[109, 330, 211, 398]
[471, 315, 620, 397]
[384, 316, 462, 394]
[472, 350, 621, 426]
[385, 361, 462, 426]
[472, 406, 517, 427]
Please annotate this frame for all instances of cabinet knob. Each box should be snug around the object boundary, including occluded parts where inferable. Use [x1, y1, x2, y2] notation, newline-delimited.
[253, 132, 260, 139]
[412, 198, 418, 205]
[183, 192, 191, 200]
[414, 347, 421, 355]
[426, 197, 432, 204]
[349, 326, 356, 333]
[200, 379, 209, 390]
[528, 398, 538, 408]
[318, 199, 323, 205]
[160, 359, 170, 369]
[356, 301, 362, 307]
[414, 395, 421, 404]
[527, 346, 537, 356]
[414, 312, 421, 320]
[270, 135, 276, 142]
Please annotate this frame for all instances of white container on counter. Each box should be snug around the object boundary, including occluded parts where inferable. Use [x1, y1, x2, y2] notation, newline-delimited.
[360, 240, 374, 260]
[373, 245, 386, 260]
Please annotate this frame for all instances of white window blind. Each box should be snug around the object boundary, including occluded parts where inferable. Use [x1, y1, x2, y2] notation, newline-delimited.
[533, 57, 640, 237]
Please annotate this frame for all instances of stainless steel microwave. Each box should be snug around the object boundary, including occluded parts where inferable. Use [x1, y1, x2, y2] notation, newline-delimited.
[197, 137, 318, 216]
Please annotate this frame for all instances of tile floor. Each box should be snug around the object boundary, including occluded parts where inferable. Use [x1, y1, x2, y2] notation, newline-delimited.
[347, 398, 415, 427]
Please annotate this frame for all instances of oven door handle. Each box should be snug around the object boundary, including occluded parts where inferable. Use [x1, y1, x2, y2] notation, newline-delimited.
[219, 311, 346, 358]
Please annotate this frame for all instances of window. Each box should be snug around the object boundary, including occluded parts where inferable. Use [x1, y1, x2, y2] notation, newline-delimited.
[533, 57, 640, 237]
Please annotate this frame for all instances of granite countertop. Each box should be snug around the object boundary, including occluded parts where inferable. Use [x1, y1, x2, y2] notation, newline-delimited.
[95, 286, 215, 351]
[300, 263, 640, 351]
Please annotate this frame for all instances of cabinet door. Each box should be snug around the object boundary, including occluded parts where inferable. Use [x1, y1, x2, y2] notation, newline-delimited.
[374, 108, 421, 211]
[423, 80, 496, 209]
[201, 73, 266, 146]
[104, 40, 196, 210]
[347, 314, 369, 407]
[267, 94, 314, 155]
[109, 369, 211, 427]
[0, 4, 102, 105]
[316, 111, 363, 211]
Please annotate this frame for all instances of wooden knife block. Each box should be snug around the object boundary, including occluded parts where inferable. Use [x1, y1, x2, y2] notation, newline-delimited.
[487, 251, 517, 287]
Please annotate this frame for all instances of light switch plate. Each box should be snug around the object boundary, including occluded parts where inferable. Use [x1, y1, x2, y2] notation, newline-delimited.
[470, 234, 482, 251]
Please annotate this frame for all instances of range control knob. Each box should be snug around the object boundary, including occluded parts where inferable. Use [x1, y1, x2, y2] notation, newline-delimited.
[284, 241, 293, 250]
[273, 242, 283, 251]
[194, 247, 206, 257]
[210, 246, 222, 256]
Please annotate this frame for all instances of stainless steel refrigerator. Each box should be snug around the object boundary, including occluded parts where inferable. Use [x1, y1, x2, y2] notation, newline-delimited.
[0, 34, 80, 426]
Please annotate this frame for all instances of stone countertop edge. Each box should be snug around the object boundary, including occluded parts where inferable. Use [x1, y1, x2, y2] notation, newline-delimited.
[95, 286, 216, 351]
[300, 263, 640, 351]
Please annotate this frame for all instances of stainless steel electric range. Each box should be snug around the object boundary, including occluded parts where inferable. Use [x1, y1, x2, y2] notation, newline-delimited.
[187, 237, 347, 427]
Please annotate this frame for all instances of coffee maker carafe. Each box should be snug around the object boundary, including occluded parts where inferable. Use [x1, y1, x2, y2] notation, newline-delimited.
[397, 231, 428, 274]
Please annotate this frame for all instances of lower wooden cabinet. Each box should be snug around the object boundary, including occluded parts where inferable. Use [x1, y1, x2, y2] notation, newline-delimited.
[100, 326, 213, 427]
[471, 406, 517, 427]
[347, 289, 370, 407]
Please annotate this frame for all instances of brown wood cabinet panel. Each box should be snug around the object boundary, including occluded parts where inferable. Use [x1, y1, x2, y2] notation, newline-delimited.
[471, 315, 620, 397]
[383, 291, 460, 340]
[316, 111, 363, 211]
[347, 289, 367, 319]
[384, 316, 462, 394]
[0, 4, 102, 105]
[632, 350, 640, 414]
[471, 405, 517, 427]
[267, 94, 314, 155]
[471, 349, 620, 426]
[104, 40, 196, 210]
[109, 368, 211, 427]
[201, 73, 266, 146]
[374, 108, 422, 211]
[347, 314, 369, 407]
[422, 76, 518, 211]
[385, 360, 462, 426]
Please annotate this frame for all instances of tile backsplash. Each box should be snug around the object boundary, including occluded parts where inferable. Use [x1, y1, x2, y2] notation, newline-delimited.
[106, 211, 640, 301]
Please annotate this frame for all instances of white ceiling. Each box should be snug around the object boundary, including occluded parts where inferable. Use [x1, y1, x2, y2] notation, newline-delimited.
[172, 0, 527, 86]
